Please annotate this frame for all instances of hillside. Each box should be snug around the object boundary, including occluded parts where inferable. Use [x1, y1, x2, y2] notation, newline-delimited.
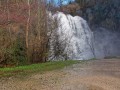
[60, 0, 120, 31]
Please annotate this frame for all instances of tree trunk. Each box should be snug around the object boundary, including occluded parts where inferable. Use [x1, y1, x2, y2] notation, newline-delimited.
[26, 0, 30, 49]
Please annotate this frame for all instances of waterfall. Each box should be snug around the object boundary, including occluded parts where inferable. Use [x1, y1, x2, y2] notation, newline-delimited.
[49, 12, 120, 60]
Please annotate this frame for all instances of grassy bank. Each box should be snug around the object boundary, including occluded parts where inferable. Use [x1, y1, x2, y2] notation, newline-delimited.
[0, 60, 79, 78]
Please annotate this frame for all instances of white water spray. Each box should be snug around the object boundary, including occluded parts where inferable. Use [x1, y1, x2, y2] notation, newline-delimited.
[49, 12, 120, 60]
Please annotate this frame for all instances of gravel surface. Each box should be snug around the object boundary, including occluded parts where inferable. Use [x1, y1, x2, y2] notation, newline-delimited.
[0, 59, 120, 90]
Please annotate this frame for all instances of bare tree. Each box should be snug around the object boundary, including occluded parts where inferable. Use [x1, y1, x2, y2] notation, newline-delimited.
[26, 0, 30, 49]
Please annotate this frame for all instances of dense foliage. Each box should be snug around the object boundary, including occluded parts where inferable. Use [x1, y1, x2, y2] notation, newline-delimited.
[58, 0, 120, 30]
[75, 0, 120, 30]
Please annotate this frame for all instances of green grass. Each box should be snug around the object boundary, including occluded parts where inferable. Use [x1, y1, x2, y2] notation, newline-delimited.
[0, 60, 79, 78]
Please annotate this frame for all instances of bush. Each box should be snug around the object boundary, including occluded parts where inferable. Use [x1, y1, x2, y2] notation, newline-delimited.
[12, 38, 27, 66]
[0, 28, 27, 67]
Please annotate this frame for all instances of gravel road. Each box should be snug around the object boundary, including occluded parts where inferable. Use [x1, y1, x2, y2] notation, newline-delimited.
[0, 59, 120, 90]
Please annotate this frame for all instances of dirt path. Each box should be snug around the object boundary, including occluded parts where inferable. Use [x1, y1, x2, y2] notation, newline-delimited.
[0, 59, 120, 90]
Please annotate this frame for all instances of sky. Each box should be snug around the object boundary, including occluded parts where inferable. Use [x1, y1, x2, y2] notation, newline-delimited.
[47, 0, 75, 5]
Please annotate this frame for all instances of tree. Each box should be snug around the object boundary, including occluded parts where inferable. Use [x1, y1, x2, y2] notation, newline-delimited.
[26, 0, 30, 49]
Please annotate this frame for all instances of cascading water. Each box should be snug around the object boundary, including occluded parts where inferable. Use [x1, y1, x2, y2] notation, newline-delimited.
[49, 12, 120, 60]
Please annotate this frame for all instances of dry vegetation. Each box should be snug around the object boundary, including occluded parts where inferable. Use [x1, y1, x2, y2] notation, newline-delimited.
[0, 0, 57, 67]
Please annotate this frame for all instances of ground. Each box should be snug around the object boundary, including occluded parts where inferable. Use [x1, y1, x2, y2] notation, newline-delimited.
[0, 59, 120, 90]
